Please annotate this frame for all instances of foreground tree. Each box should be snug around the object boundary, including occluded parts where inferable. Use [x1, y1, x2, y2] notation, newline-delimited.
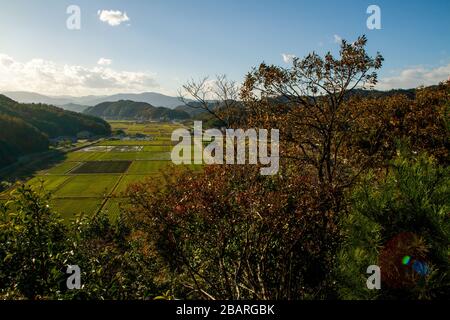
[241, 35, 384, 190]
[179, 74, 246, 128]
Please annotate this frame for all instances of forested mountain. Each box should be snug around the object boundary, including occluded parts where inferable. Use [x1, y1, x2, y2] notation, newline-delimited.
[0, 94, 111, 167]
[83, 100, 190, 120]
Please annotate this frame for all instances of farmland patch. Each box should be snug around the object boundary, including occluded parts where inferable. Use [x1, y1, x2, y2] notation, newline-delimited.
[101, 198, 125, 219]
[26, 175, 73, 192]
[95, 140, 174, 146]
[71, 161, 132, 174]
[51, 198, 103, 219]
[44, 161, 81, 174]
[55, 175, 120, 198]
[127, 161, 172, 174]
[113, 175, 155, 195]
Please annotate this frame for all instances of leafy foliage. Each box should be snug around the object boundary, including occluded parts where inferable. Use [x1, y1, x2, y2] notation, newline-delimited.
[0, 185, 67, 299]
[124, 164, 341, 299]
[0, 185, 165, 300]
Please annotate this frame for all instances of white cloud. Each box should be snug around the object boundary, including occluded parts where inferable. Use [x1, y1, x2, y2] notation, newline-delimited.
[0, 53, 159, 96]
[377, 63, 450, 90]
[97, 58, 112, 66]
[97, 10, 130, 26]
[0, 54, 14, 67]
[282, 53, 296, 64]
[333, 34, 342, 43]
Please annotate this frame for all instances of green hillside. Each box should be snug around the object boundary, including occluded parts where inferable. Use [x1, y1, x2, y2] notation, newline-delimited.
[83, 100, 190, 121]
[0, 94, 111, 168]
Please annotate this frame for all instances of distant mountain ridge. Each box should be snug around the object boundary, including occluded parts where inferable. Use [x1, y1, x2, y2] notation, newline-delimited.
[2, 87, 423, 121]
[2, 91, 187, 110]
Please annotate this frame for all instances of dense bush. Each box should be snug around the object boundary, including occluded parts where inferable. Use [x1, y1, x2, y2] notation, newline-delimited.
[124, 164, 341, 300]
[0, 186, 67, 299]
[0, 185, 165, 300]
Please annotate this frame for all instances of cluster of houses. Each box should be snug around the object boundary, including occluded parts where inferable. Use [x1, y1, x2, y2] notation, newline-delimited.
[50, 130, 155, 147]
[109, 132, 155, 142]
[49, 131, 95, 146]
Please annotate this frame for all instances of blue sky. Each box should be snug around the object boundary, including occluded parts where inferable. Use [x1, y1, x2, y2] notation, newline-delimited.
[0, 0, 449, 96]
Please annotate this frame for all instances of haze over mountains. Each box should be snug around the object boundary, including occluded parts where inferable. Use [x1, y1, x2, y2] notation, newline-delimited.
[1, 91, 186, 110]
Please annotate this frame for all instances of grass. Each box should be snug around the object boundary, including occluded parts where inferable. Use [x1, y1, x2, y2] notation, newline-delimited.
[109, 121, 182, 134]
[51, 198, 103, 220]
[127, 161, 173, 174]
[95, 140, 175, 146]
[101, 198, 125, 220]
[42, 162, 81, 175]
[55, 175, 120, 198]
[111, 146, 143, 152]
[142, 145, 172, 152]
[127, 161, 202, 175]
[71, 161, 132, 174]
[26, 175, 73, 192]
[113, 175, 155, 195]
[90, 152, 171, 161]
[64, 152, 98, 161]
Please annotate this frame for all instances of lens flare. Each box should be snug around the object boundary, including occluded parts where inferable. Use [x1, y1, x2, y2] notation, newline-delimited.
[402, 255, 411, 265]
[412, 260, 429, 276]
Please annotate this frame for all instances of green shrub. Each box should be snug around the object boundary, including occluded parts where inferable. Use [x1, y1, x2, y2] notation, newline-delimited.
[0, 185, 68, 299]
[337, 153, 450, 299]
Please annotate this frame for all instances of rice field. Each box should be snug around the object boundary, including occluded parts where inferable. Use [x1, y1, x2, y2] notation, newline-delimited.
[113, 175, 154, 195]
[101, 198, 124, 220]
[127, 160, 172, 174]
[3, 122, 202, 220]
[50, 198, 103, 220]
[71, 161, 132, 174]
[94, 140, 176, 146]
[55, 175, 120, 198]
[42, 162, 81, 175]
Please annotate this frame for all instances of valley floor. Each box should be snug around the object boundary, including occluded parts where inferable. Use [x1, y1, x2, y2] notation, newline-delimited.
[0, 122, 200, 220]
